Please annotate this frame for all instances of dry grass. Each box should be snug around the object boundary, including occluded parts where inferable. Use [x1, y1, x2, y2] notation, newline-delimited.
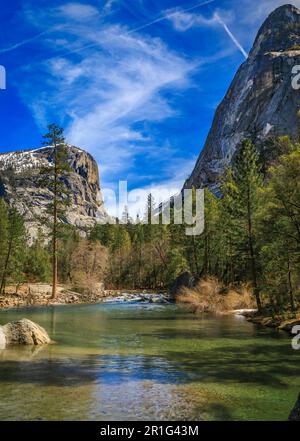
[176, 277, 255, 314]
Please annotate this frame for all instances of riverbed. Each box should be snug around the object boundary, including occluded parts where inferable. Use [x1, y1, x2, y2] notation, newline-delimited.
[0, 302, 299, 420]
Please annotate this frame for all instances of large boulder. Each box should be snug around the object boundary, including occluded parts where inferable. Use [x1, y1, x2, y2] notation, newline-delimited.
[289, 393, 300, 421]
[1, 319, 51, 346]
[170, 272, 195, 297]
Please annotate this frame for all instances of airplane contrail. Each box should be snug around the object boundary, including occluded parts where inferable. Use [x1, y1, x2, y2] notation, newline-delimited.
[126, 0, 215, 35]
[0, 30, 49, 54]
[0, 1, 247, 61]
[0, 1, 215, 57]
[0, 25, 66, 55]
[60, 0, 215, 57]
[215, 13, 248, 59]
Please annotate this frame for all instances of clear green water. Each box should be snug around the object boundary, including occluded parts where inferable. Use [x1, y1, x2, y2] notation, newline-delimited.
[0, 303, 299, 421]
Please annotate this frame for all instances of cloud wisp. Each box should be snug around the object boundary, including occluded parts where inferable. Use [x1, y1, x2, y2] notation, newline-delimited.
[12, 1, 246, 208]
[124, 0, 216, 35]
[168, 7, 248, 59]
[0, 2, 102, 55]
[0, 1, 214, 57]
[57, 0, 215, 58]
[18, 5, 200, 189]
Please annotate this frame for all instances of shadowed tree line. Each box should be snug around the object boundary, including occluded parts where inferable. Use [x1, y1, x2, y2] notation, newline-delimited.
[0, 124, 300, 314]
[89, 136, 300, 314]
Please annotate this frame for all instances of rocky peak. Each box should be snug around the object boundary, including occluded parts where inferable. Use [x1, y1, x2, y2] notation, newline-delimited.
[0, 145, 108, 241]
[250, 4, 300, 57]
[184, 4, 300, 192]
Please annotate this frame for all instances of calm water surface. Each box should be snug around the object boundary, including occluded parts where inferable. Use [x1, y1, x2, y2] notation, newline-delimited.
[0, 303, 299, 420]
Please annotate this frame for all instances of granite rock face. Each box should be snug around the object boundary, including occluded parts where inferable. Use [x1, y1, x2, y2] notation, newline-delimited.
[0, 145, 108, 241]
[184, 4, 300, 192]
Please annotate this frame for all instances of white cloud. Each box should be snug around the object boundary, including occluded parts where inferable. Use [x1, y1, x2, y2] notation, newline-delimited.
[60, 30, 194, 179]
[168, 10, 218, 31]
[167, 7, 234, 32]
[58, 3, 99, 21]
[103, 0, 117, 14]
[103, 184, 180, 219]
[103, 157, 197, 218]
[19, 9, 199, 188]
[167, 8, 247, 58]
[16, 0, 246, 202]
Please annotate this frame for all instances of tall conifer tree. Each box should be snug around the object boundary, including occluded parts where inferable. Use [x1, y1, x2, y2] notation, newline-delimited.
[41, 124, 71, 299]
[233, 139, 263, 309]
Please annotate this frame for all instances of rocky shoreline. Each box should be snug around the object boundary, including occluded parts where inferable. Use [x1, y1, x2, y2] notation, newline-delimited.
[0, 284, 171, 309]
[2, 285, 298, 337]
[0, 284, 106, 309]
[103, 291, 172, 304]
[242, 311, 300, 335]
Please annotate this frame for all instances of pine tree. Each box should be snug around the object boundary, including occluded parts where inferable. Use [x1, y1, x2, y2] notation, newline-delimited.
[57, 225, 80, 284]
[40, 124, 71, 298]
[219, 167, 241, 284]
[121, 205, 131, 224]
[144, 193, 155, 224]
[89, 224, 116, 248]
[232, 139, 263, 310]
[201, 189, 221, 277]
[259, 138, 300, 311]
[25, 229, 51, 283]
[0, 208, 26, 294]
[0, 199, 9, 292]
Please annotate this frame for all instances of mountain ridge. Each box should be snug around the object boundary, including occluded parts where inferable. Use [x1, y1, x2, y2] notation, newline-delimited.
[184, 3, 300, 192]
[0, 144, 108, 241]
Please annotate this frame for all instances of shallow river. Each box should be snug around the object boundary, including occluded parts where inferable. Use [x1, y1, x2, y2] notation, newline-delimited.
[0, 302, 299, 420]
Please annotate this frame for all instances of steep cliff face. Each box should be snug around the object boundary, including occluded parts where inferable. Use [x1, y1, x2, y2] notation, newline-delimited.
[0, 145, 108, 240]
[184, 4, 300, 191]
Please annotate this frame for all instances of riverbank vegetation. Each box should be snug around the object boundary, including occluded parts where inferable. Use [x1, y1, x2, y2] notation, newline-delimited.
[0, 134, 299, 316]
[176, 278, 254, 314]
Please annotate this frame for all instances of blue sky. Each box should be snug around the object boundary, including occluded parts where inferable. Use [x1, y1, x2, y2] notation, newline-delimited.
[0, 0, 298, 215]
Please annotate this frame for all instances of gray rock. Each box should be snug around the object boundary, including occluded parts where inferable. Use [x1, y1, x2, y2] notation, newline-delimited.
[65, 294, 79, 303]
[104, 292, 171, 304]
[1, 319, 51, 346]
[0, 145, 109, 242]
[170, 271, 195, 297]
[184, 5, 300, 192]
[149, 296, 163, 303]
[289, 393, 300, 421]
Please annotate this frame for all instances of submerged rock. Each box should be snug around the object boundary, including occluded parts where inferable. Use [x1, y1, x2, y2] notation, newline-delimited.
[289, 393, 300, 421]
[1, 319, 51, 346]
